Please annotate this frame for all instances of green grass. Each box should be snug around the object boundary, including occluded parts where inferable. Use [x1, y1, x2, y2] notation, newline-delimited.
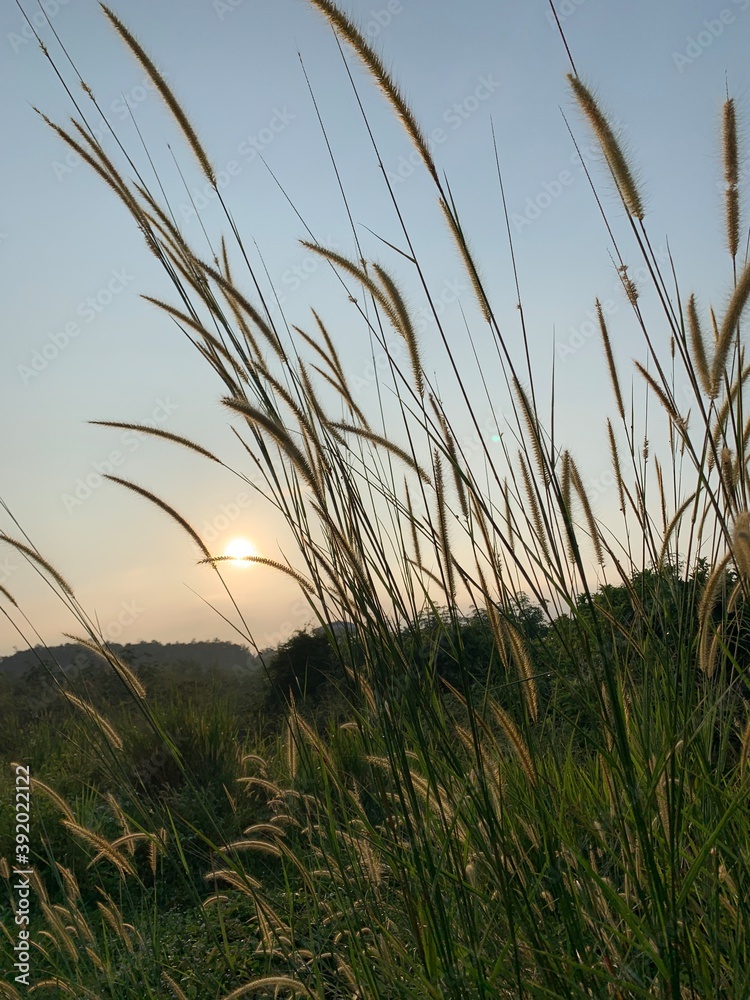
[2, 1, 750, 996]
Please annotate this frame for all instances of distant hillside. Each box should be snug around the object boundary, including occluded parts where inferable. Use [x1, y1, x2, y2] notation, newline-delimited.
[0, 640, 262, 681]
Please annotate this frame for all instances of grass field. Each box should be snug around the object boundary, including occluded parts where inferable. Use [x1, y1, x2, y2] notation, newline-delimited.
[2, 2, 750, 996]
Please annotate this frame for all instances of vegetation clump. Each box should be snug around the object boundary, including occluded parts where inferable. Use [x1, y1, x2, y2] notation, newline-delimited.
[2, 3, 750, 996]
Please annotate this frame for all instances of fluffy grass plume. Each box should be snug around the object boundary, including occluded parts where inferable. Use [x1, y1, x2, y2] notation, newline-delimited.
[568, 74, 644, 219]
[723, 98, 740, 258]
[101, 5, 215, 184]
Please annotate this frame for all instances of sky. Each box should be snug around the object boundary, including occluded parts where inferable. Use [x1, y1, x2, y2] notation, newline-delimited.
[1, 0, 749, 656]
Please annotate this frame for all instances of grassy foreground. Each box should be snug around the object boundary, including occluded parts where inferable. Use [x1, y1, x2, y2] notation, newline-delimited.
[2, 2, 750, 996]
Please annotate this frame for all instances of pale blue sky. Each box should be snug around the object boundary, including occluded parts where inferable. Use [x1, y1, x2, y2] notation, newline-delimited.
[1, 0, 749, 654]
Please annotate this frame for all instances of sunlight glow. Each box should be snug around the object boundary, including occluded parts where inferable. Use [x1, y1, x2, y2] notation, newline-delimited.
[222, 537, 257, 568]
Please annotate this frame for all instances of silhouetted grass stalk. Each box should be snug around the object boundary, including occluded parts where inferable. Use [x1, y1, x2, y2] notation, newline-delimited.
[2, 1, 750, 996]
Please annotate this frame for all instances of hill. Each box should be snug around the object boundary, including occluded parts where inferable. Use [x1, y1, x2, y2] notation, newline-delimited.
[0, 639, 261, 681]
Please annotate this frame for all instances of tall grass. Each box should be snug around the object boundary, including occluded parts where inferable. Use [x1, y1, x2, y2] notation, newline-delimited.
[2, 2, 750, 996]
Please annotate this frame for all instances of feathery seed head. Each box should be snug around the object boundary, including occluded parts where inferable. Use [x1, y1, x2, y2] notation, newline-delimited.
[726, 185, 740, 260]
[569, 75, 644, 219]
[723, 98, 739, 187]
[714, 262, 750, 387]
[307, 0, 438, 185]
[733, 511, 750, 584]
[618, 265, 639, 306]
[687, 294, 713, 397]
[721, 447, 738, 491]
[101, 6, 216, 185]
[597, 299, 625, 421]
[722, 97, 741, 256]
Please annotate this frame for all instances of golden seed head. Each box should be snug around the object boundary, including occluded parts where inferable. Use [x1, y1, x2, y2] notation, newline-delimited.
[569, 75, 644, 219]
[721, 447, 737, 490]
[726, 185, 740, 259]
[733, 511, 750, 583]
[723, 99, 739, 187]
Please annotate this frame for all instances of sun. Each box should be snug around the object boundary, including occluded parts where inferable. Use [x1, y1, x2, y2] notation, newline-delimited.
[222, 537, 257, 568]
